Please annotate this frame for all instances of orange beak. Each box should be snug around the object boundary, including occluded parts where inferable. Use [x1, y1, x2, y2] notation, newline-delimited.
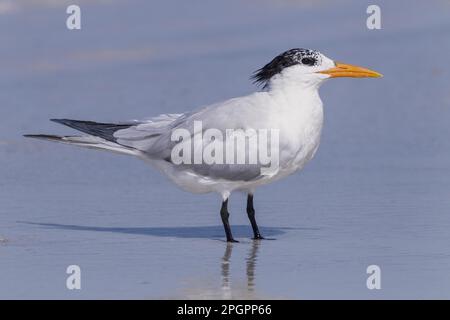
[318, 62, 382, 78]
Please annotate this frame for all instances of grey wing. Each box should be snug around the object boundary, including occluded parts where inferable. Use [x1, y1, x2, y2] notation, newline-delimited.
[178, 127, 268, 181]
[118, 121, 269, 182]
[113, 113, 186, 156]
[114, 96, 276, 182]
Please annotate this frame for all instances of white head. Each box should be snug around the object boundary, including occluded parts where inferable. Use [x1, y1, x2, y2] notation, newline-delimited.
[252, 48, 382, 90]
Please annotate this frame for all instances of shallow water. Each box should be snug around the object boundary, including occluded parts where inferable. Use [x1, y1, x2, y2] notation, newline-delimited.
[1, 0, 450, 299]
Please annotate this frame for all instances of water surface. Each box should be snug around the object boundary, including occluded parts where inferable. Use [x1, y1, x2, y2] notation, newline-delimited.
[1, 0, 450, 299]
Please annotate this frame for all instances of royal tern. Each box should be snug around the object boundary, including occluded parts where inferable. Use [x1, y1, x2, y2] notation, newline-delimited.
[25, 48, 381, 242]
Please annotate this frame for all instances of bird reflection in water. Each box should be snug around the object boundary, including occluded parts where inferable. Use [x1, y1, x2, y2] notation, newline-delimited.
[173, 240, 265, 299]
[221, 240, 261, 299]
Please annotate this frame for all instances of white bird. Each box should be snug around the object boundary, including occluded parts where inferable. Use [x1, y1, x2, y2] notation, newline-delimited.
[25, 48, 381, 242]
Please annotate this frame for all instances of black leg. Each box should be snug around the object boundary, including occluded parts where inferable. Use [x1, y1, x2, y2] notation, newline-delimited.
[220, 199, 238, 242]
[247, 194, 264, 240]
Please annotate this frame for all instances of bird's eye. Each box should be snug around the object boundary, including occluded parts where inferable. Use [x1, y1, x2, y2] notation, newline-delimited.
[301, 57, 316, 66]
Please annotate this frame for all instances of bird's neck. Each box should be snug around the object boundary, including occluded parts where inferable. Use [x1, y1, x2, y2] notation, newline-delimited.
[266, 76, 323, 110]
[266, 71, 324, 89]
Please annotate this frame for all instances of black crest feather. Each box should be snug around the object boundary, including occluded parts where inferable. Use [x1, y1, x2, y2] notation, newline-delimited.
[251, 48, 321, 88]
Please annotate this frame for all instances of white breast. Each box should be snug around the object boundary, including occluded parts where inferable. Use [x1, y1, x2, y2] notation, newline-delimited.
[266, 85, 324, 179]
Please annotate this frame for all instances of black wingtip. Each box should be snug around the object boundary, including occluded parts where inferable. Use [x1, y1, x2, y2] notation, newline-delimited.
[50, 118, 70, 125]
[47, 118, 133, 142]
[23, 134, 62, 140]
[23, 134, 42, 138]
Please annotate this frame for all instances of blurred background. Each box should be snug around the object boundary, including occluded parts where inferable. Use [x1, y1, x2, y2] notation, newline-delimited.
[1, 0, 450, 299]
